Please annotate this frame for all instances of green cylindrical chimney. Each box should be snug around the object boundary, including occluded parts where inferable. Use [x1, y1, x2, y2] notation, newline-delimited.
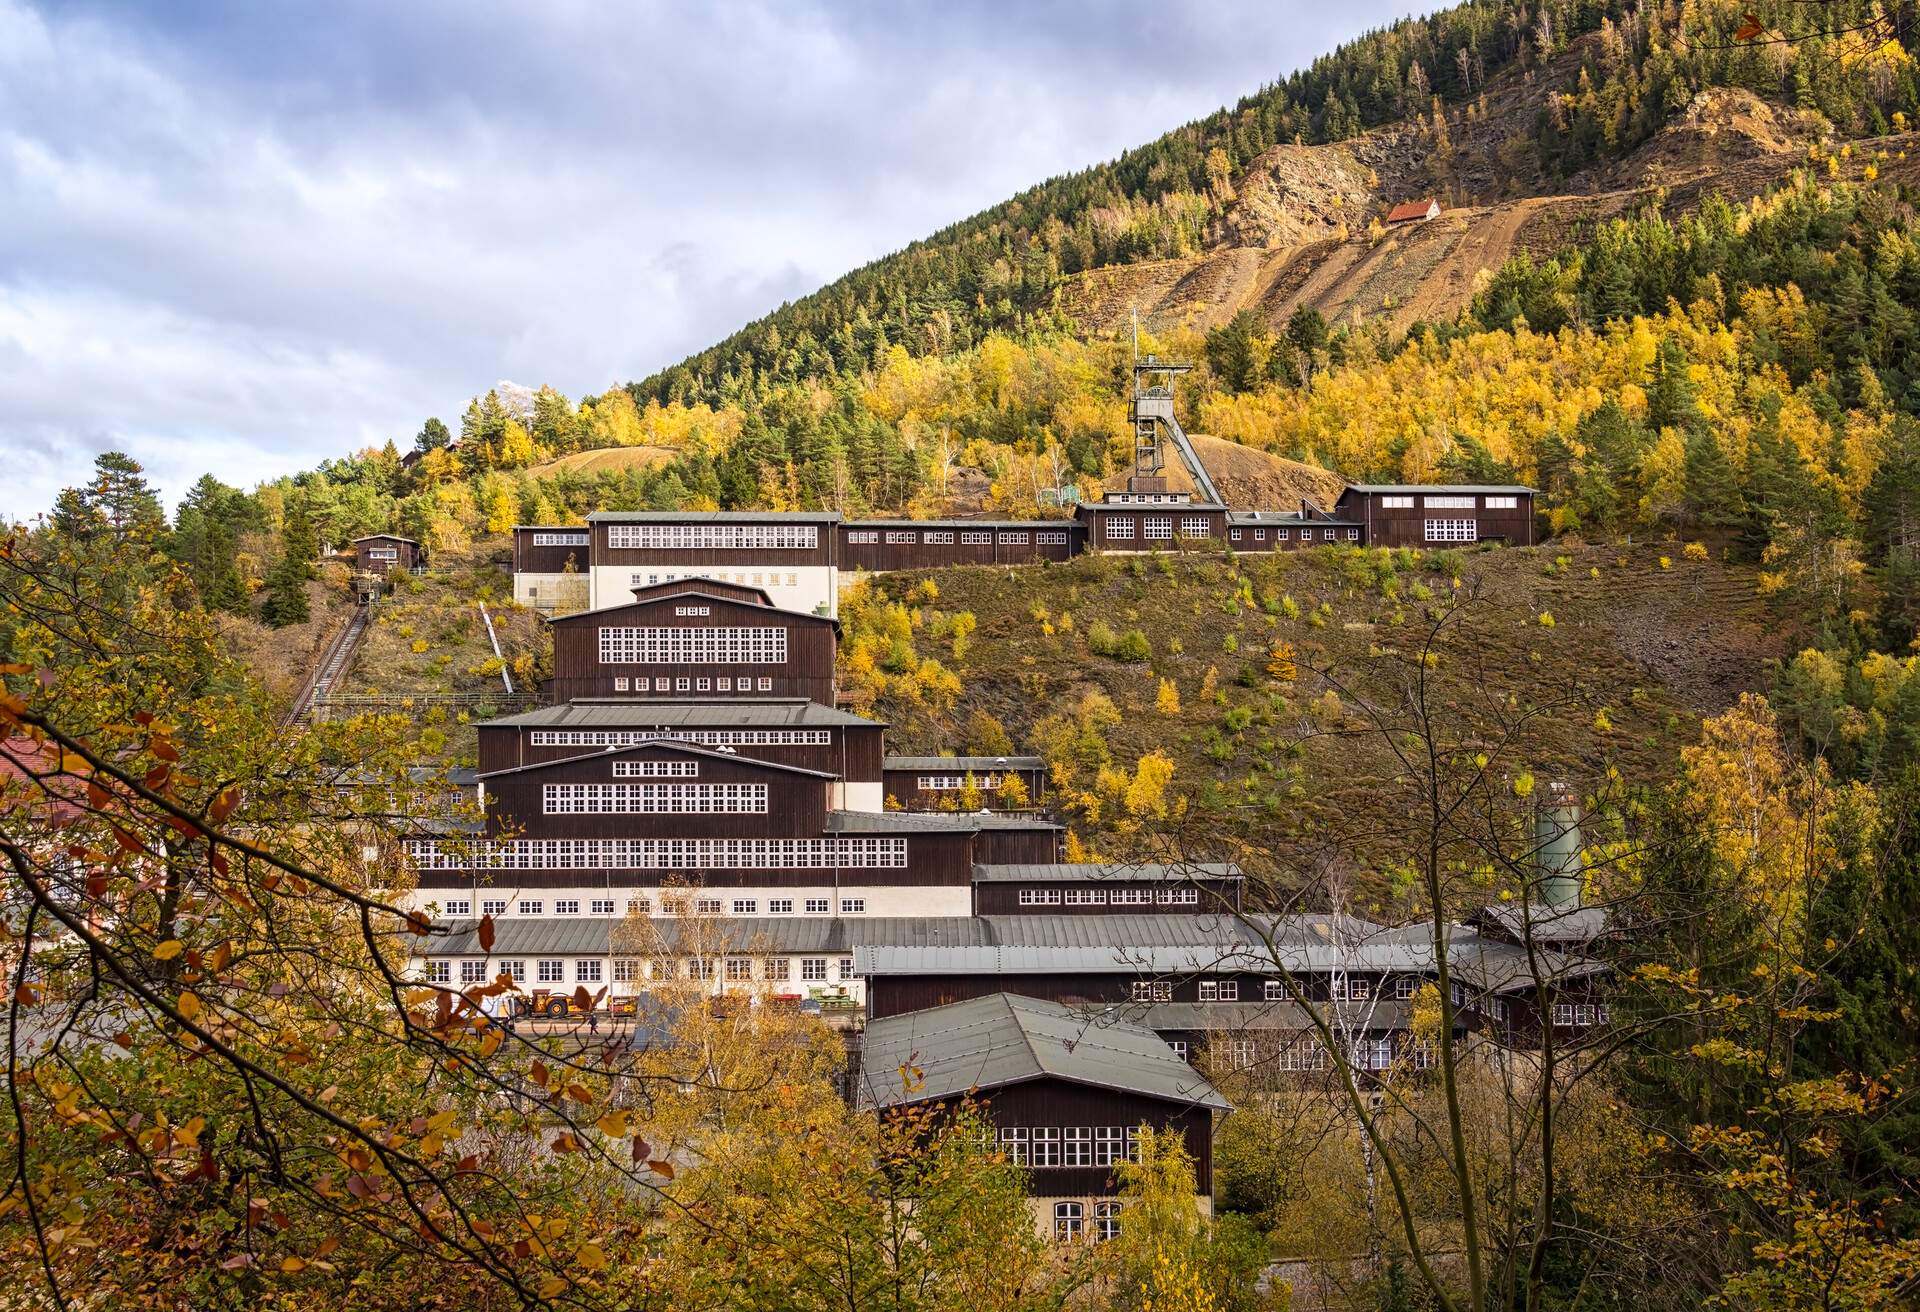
[1535, 781, 1583, 908]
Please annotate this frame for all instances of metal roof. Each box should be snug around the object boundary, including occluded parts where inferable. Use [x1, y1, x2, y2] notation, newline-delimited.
[856, 993, 1231, 1112]
[971, 862, 1242, 884]
[1339, 484, 1537, 495]
[883, 756, 1045, 771]
[421, 915, 998, 957]
[1075, 501, 1229, 513]
[846, 519, 1080, 530]
[588, 510, 842, 523]
[477, 700, 883, 730]
[825, 811, 1062, 835]
[353, 533, 421, 545]
[1227, 511, 1359, 527]
[546, 590, 837, 627]
[475, 739, 840, 781]
[1472, 902, 1611, 945]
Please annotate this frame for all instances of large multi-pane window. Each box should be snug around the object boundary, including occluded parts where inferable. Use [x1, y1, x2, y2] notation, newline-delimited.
[800, 958, 827, 981]
[612, 959, 641, 982]
[1423, 495, 1476, 509]
[1483, 495, 1518, 509]
[922, 531, 953, 544]
[605, 524, 817, 550]
[1037, 530, 1068, 544]
[542, 782, 767, 814]
[1380, 495, 1414, 508]
[917, 773, 1001, 791]
[531, 531, 589, 546]
[425, 961, 451, 983]
[1199, 980, 1239, 1002]
[444, 898, 471, 917]
[1094, 1201, 1123, 1241]
[1018, 888, 1063, 906]
[1424, 519, 1477, 542]
[610, 758, 699, 777]
[576, 960, 602, 983]
[1130, 980, 1172, 1002]
[1142, 517, 1173, 541]
[1104, 518, 1134, 541]
[885, 531, 916, 543]
[846, 530, 878, 543]
[1180, 517, 1212, 538]
[407, 837, 908, 870]
[537, 960, 564, 983]
[999, 531, 1029, 545]
[597, 626, 787, 664]
[1053, 1202, 1082, 1240]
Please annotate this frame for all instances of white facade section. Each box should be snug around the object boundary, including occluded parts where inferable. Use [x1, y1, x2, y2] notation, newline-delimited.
[514, 573, 590, 615]
[833, 781, 885, 814]
[402, 883, 967, 921]
[406, 836, 907, 870]
[589, 564, 837, 617]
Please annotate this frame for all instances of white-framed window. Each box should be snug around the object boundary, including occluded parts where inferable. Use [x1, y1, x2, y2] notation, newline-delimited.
[1489, 997, 1510, 1022]
[366, 546, 399, 561]
[1029, 1127, 1062, 1168]
[1181, 516, 1211, 538]
[1018, 888, 1063, 906]
[444, 898, 471, 917]
[500, 960, 525, 983]
[613, 677, 629, 692]
[800, 958, 827, 981]
[518, 900, 544, 916]
[597, 626, 787, 665]
[531, 531, 589, 546]
[1345, 528, 1360, 541]
[542, 782, 768, 814]
[923, 530, 954, 544]
[612, 958, 641, 982]
[1226, 1038, 1257, 1069]
[1552, 1003, 1605, 1027]
[846, 530, 878, 544]
[804, 898, 830, 914]
[695, 897, 722, 916]
[655, 678, 670, 690]
[837, 956, 856, 979]
[1265, 980, 1286, 1001]
[1142, 517, 1173, 541]
[731, 898, 757, 915]
[725, 957, 753, 981]
[537, 960, 564, 983]
[687, 958, 715, 981]
[1104, 518, 1134, 541]
[1037, 530, 1067, 545]
[885, 531, 917, 544]
[1322, 528, 1336, 541]
[1157, 887, 1198, 905]
[1380, 494, 1414, 509]
[576, 960, 602, 983]
[1053, 1200, 1082, 1240]
[765, 958, 791, 982]
[1110, 888, 1152, 906]
[758, 677, 772, 691]
[1349, 1037, 1394, 1071]
[1411, 1039, 1437, 1069]
[717, 677, 732, 691]
[1331, 974, 1371, 1001]
[1131, 980, 1172, 1003]
[1094, 1201, 1123, 1241]
[1199, 980, 1240, 1002]
[1395, 977, 1420, 999]
[1424, 495, 1476, 509]
[999, 1127, 1028, 1166]
[425, 960, 451, 984]
[1064, 888, 1107, 905]
[482, 898, 507, 917]
[591, 898, 614, 915]
[605, 524, 817, 550]
[406, 836, 910, 872]
[1424, 519, 1477, 542]
[768, 898, 793, 914]
[1484, 495, 1518, 509]
[960, 530, 992, 544]
[555, 899, 579, 915]
[1230, 529, 1243, 540]
[673, 605, 711, 617]
[1275, 1039, 1327, 1071]
[1275, 528, 1289, 540]
[1168, 1040, 1189, 1061]
[840, 898, 866, 914]
[627, 898, 652, 916]
[1000, 530, 1030, 545]
[1062, 1126, 1093, 1166]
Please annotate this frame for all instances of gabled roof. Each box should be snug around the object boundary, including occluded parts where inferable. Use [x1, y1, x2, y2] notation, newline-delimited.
[353, 534, 421, 546]
[884, 755, 1044, 772]
[1385, 199, 1440, 221]
[856, 992, 1231, 1112]
[826, 811, 1062, 835]
[475, 739, 839, 781]
[846, 519, 1078, 531]
[545, 588, 838, 628]
[588, 510, 842, 523]
[1471, 901, 1610, 946]
[1075, 500, 1228, 513]
[478, 699, 882, 730]
[623, 576, 774, 606]
[1339, 484, 1536, 495]
[971, 863, 1242, 884]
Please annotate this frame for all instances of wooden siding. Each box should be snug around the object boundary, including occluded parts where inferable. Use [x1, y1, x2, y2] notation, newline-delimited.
[480, 746, 830, 840]
[1225, 522, 1361, 551]
[1334, 490, 1537, 548]
[866, 970, 1417, 1018]
[354, 535, 422, 575]
[837, 524, 1079, 572]
[972, 826, 1065, 864]
[544, 594, 837, 707]
[1071, 506, 1228, 550]
[882, 763, 1048, 811]
[477, 721, 883, 781]
[591, 519, 836, 568]
[513, 528, 589, 574]
[971, 877, 1242, 916]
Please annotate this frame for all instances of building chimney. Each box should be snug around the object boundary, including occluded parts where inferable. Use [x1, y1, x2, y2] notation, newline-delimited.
[1535, 781, 1583, 907]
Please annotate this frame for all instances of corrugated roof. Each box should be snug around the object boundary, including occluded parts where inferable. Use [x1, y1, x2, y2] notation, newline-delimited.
[422, 915, 998, 957]
[856, 992, 1230, 1112]
[971, 862, 1242, 884]
[1227, 511, 1359, 526]
[1076, 501, 1229, 513]
[1473, 902, 1610, 945]
[1339, 484, 1537, 495]
[847, 519, 1079, 530]
[825, 811, 1061, 834]
[883, 756, 1045, 771]
[588, 511, 842, 523]
[476, 739, 840, 781]
[478, 700, 883, 729]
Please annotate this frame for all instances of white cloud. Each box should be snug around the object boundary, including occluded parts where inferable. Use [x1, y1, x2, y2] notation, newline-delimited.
[0, 0, 1428, 515]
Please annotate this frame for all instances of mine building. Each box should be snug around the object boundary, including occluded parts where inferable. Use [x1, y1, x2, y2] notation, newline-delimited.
[1334, 485, 1537, 548]
[856, 993, 1231, 1234]
[881, 754, 1048, 811]
[352, 533, 426, 576]
[583, 510, 841, 617]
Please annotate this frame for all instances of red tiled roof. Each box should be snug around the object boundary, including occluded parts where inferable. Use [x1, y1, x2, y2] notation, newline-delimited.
[1385, 200, 1439, 222]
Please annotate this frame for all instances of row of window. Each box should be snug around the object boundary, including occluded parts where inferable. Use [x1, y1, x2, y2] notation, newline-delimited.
[607, 524, 819, 550]
[405, 836, 909, 870]
[847, 529, 1070, 546]
[1376, 494, 1517, 510]
[1000, 1126, 1140, 1169]
[365, 546, 399, 560]
[1423, 519, 1478, 542]
[528, 729, 834, 747]
[541, 782, 769, 815]
[1099, 516, 1214, 542]
[1017, 886, 1198, 906]
[1130, 975, 1422, 1003]
[597, 626, 789, 665]
[1551, 1003, 1610, 1026]
[1053, 1201, 1122, 1242]
[609, 675, 778, 693]
[1104, 492, 1188, 504]
[610, 759, 699, 777]
[425, 954, 860, 986]
[1228, 526, 1358, 543]
[442, 895, 867, 918]
[530, 531, 589, 546]
[917, 773, 1002, 790]
[630, 571, 800, 589]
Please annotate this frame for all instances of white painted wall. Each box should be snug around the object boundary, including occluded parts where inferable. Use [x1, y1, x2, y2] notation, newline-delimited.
[588, 564, 837, 617]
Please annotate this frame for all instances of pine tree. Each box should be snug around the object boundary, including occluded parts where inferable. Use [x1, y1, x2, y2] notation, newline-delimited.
[1681, 429, 1745, 531]
[280, 501, 319, 579]
[415, 417, 451, 453]
[260, 547, 311, 628]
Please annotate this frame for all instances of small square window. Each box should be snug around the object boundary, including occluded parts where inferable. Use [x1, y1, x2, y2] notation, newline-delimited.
[444, 898, 471, 917]
[768, 898, 794, 914]
[591, 899, 615, 915]
[840, 898, 866, 914]
[732, 899, 758, 915]
[804, 898, 830, 914]
[555, 899, 579, 915]
[518, 900, 544, 916]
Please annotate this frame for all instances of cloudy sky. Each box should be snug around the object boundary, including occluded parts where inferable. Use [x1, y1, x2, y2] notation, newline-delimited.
[1, 1, 1424, 519]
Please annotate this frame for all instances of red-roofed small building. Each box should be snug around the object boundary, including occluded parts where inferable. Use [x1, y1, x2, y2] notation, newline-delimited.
[1385, 199, 1442, 225]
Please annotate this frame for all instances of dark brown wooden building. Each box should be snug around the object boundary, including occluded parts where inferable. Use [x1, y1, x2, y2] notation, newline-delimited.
[1072, 492, 1228, 551]
[1333, 485, 1537, 548]
[854, 992, 1230, 1225]
[585, 510, 841, 616]
[511, 527, 591, 614]
[970, 863, 1243, 915]
[837, 521, 1080, 572]
[881, 755, 1048, 810]
[353, 534, 425, 575]
[542, 582, 839, 707]
[1225, 508, 1363, 551]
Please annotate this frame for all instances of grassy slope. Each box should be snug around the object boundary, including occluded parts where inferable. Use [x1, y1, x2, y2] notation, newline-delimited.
[849, 542, 1783, 913]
